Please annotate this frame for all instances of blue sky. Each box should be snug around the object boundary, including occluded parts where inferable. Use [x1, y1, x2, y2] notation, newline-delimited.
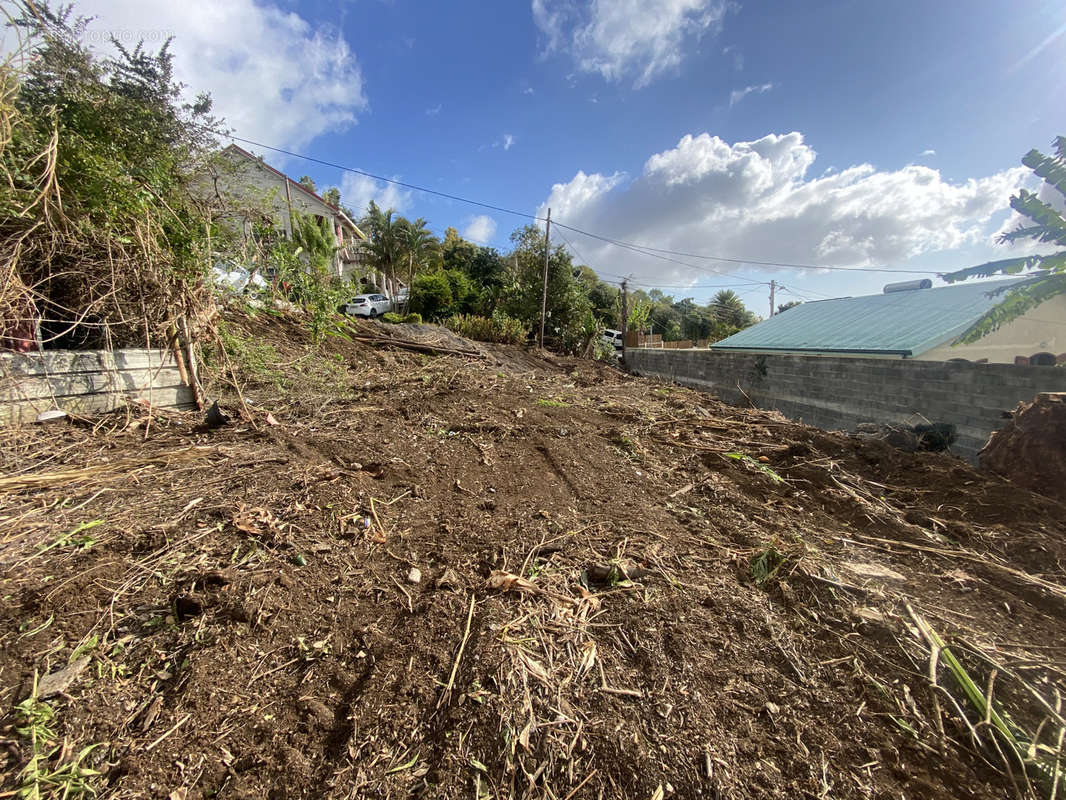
[68, 0, 1066, 310]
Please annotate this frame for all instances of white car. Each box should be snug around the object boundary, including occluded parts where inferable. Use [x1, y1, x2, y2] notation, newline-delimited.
[342, 294, 391, 318]
[601, 329, 624, 349]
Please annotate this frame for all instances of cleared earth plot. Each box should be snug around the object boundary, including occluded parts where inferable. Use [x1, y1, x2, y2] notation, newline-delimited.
[2, 311, 1065, 800]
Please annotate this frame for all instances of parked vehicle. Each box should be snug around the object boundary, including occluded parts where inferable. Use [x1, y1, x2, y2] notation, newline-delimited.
[601, 329, 624, 349]
[341, 294, 391, 318]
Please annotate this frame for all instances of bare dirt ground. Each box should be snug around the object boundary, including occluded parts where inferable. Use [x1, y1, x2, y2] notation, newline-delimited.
[2, 308, 1065, 800]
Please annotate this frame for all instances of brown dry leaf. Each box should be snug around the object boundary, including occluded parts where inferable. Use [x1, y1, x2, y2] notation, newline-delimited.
[486, 570, 540, 596]
[517, 719, 533, 752]
[487, 570, 580, 607]
[515, 648, 550, 685]
[578, 640, 597, 676]
[36, 655, 91, 699]
[232, 503, 285, 539]
[840, 561, 906, 581]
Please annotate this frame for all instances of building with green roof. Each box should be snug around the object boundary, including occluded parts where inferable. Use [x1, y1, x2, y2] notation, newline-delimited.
[711, 278, 1065, 364]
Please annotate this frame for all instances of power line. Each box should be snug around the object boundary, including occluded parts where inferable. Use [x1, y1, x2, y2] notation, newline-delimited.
[555, 226, 763, 293]
[223, 133, 544, 222]
[550, 221, 942, 276]
[220, 131, 946, 281]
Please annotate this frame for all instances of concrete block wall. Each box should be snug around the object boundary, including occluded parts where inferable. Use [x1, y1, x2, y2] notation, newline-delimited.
[626, 349, 1066, 462]
[1, 349, 195, 425]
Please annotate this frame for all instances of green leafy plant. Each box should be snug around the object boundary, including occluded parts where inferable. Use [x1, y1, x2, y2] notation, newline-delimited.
[945, 136, 1066, 342]
[35, 520, 103, 557]
[15, 673, 103, 799]
[2, 2, 222, 350]
[749, 545, 788, 587]
[725, 452, 785, 483]
[381, 312, 404, 324]
[268, 221, 353, 344]
[909, 608, 1066, 797]
[444, 313, 528, 345]
[403, 312, 422, 324]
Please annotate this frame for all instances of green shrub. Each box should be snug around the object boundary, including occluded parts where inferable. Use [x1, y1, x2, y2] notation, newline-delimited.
[382, 312, 404, 324]
[409, 271, 453, 319]
[403, 313, 422, 324]
[444, 313, 528, 345]
[443, 269, 476, 313]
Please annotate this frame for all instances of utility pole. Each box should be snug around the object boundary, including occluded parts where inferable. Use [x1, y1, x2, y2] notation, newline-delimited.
[538, 208, 551, 349]
[620, 278, 628, 364]
[769, 280, 777, 317]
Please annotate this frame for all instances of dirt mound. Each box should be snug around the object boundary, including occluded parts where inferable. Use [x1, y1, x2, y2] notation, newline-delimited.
[2, 309, 1065, 800]
[981, 392, 1066, 503]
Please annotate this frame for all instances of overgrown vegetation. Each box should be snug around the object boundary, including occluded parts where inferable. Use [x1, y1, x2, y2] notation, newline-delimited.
[0, 0, 372, 382]
[0, 2, 220, 351]
[358, 219, 762, 354]
[444, 313, 528, 345]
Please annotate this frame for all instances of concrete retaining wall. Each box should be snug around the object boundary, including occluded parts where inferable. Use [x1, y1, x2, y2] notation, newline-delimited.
[627, 349, 1066, 462]
[1, 349, 196, 425]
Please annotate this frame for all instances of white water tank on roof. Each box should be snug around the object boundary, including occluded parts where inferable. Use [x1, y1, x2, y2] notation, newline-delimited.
[883, 279, 933, 293]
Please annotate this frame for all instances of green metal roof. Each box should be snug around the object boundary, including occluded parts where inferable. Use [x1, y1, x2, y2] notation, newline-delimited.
[711, 278, 1026, 357]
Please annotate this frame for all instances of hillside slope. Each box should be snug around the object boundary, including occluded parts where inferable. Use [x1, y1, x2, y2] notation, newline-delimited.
[2, 310, 1065, 800]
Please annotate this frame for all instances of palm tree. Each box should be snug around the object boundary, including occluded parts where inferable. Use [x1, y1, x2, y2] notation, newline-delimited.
[944, 136, 1066, 342]
[399, 217, 439, 285]
[711, 289, 746, 327]
[361, 201, 403, 292]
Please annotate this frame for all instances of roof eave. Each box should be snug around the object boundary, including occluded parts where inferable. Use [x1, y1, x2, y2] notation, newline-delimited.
[223, 144, 366, 237]
[709, 345, 913, 357]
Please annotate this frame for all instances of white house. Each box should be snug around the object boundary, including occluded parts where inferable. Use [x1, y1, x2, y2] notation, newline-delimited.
[198, 144, 368, 280]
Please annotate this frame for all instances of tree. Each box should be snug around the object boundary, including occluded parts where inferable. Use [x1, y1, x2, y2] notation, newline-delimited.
[319, 186, 356, 219]
[628, 298, 652, 332]
[409, 271, 453, 319]
[944, 136, 1066, 342]
[677, 298, 716, 341]
[361, 201, 404, 288]
[711, 290, 746, 326]
[441, 227, 479, 273]
[501, 224, 592, 352]
[3, 1, 221, 348]
[399, 217, 439, 285]
[777, 300, 802, 314]
[708, 290, 758, 341]
[297, 175, 316, 193]
[575, 266, 620, 326]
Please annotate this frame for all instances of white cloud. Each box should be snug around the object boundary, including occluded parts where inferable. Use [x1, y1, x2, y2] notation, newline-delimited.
[538, 131, 1031, 287]
[523, 86, 536, 95]
[532, 0, 730, 88]
[503, 134, 515, 151]
[426, 104, 442, 116]
[72, 0, 366, 152]
[920, 149, 936, 157]
[463, 215, 498, 245]
[340, 172, 412, 217]
[729, 81, 775, 106]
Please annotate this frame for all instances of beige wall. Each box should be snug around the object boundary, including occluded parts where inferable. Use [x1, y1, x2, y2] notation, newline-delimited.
[198, 149, 352, 277]
[919, 294, 1066, 364]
